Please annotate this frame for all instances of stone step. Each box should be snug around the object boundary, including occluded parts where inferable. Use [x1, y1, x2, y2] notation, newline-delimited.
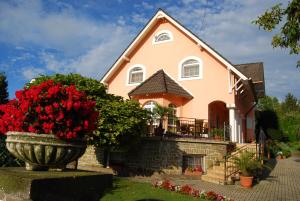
[204, 171, 225, 178]
[212, 165, 225, 171]
[207, 168, 225, 175]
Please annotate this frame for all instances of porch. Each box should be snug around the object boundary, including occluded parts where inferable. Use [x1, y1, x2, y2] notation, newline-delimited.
[147, 117, 231, 141]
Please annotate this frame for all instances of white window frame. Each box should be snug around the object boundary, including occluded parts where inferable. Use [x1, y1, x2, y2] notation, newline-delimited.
[152, 30, 173, 44]
[126, 64, 146, 86]
[178, 56, 203, 81]
[143, 101, 159, 126]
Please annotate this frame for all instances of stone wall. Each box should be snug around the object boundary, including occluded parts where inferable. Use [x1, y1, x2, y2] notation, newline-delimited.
[78, 137, 232, 175]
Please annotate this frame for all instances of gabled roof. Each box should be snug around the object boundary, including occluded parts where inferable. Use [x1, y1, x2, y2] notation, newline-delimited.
[128, 69, 193, 99]
[101, 9, 248, 83]
[235, 62, 265, 98]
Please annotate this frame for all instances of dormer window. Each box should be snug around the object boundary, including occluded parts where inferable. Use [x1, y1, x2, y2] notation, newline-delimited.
[178, 56, 203, 80]
[153, 30, 173, 44]
[127, 65, 146, 85]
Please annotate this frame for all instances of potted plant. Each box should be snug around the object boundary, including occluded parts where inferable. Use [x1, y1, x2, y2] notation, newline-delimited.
[210, 128, 223, 140]
[232, 151, 262, 188]
[0, 80, 99, 170]
[184, 165, 203, 176]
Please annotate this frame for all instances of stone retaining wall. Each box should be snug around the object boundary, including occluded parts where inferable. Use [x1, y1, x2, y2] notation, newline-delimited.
[79, 137, 233, 175]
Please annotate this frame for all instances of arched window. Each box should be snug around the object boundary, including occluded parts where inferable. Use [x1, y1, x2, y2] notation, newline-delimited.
[179, 56, 203, 80]
[143, 101, 156, 113]
[127, 65, 145, 85]
[143, 101, 159, 126]
[153, 30, 173, 44]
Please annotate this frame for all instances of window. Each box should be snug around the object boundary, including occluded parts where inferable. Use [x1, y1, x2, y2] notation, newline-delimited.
[127, 65, 145, 85]
[143, 101, 159, 126]
[182, 155, 205, 173]
[153, 30, 173, 44]
[168, 104, 177, 127]
[179, 56, 203, 80]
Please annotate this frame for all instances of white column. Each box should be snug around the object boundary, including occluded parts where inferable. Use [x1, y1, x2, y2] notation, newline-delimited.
[227, 104, 236, 142]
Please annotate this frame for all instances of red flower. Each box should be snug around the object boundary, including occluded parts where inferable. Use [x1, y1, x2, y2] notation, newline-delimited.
[53, 102, 59, 109]
[15, 90, 23, 100]
[45, 105, 53, 114]
[57, 111, 64, 121]
[180, 185, 193, 195]
[73, 102, 81, 111]
[83, 120, 89, 129]
[0, 80, 99, 140]
[206, 191, 218, 200]
[66, 100, 73, 111]
[36, 106, 42, 113]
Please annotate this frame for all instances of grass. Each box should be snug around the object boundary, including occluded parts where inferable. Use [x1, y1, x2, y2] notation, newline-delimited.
[101, 178, 205, 201]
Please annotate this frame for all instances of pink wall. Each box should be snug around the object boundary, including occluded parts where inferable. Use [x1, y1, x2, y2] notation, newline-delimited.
[107, 20, 235, 120]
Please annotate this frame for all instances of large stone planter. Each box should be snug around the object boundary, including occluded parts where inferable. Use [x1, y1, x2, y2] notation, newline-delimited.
[5, 131, 87, 171]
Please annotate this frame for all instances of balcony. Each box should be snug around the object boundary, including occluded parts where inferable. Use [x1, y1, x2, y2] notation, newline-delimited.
[147, 117, 231, 141]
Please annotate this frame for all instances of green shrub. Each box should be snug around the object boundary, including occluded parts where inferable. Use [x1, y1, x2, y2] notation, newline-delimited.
[0, 135, 23, 167]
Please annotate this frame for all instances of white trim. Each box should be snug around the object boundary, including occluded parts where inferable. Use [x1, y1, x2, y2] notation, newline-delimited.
[126, 64, 146, 86]
[178, 56, 203, 81]
[163, 71, 194, 97]
[101, 10, 248, 84]
[152, 29, 173, 44]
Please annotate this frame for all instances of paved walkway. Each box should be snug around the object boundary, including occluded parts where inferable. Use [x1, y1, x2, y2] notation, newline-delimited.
[130, 152, 300, 201]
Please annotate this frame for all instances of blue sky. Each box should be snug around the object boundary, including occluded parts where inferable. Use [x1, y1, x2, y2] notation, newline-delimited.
[0, 0, 299, 100]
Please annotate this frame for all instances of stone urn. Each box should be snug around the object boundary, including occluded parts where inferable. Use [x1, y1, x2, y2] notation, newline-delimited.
[5, 131, 87, 171]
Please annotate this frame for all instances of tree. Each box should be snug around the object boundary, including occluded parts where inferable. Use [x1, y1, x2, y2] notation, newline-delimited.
[253, 0, 300, 67]
[281, 93, 300, 112]
[257, 96, 280, 111]
[0, 72, 8, 104]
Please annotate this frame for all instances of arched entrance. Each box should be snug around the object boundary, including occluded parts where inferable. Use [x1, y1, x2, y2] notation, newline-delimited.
[208, 101, 229, 130]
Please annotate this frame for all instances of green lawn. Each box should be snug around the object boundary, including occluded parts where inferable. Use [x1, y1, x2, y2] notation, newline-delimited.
[100, 178, 205, 201]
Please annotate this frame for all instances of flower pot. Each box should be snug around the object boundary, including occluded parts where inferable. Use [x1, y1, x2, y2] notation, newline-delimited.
[5, 131, 86, 171]
[214, 136, 222, 140]
[184, 169, 202, 176]
[240, 175, 253, 188]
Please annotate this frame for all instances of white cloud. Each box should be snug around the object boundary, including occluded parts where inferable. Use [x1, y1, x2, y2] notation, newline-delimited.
[0, 0, 135, 80]
[141, 2, 154, 10]
[0, 0, 127, 57]
[132, 14, 148, 24]
[41, 26, 133, 78]
[22, 67, 45, 80]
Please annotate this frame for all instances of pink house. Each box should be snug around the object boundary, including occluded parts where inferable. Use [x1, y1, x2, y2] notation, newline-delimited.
[101, 9, 265, 144]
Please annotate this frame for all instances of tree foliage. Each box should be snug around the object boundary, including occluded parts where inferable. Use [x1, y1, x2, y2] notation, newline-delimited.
[29, 74, 150, 149]
[0, 72, 8, 104]
[257, 93, 300, 141]
[253, 0, 300, 67]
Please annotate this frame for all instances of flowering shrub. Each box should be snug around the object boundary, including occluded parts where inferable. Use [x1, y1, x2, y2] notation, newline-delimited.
[0, 80, 98, 140]
[153, 179, 234, 201]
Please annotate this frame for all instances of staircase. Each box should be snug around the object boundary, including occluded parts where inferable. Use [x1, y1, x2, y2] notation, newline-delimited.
[201, 143, 258, 185]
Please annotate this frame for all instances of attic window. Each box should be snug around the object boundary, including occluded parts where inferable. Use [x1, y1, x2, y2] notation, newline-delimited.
[153, 30, 173, 44]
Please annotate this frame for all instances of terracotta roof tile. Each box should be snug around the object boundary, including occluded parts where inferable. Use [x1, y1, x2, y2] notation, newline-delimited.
[128, 70, 193, 99]
[235, 62, 265, 98]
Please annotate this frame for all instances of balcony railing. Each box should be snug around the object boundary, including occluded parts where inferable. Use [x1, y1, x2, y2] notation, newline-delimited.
[147, 117, 230, 141]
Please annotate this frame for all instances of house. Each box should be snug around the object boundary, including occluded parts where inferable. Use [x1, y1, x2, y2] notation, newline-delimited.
[78, 9, 267, 184]
[101, 9, 265, 144]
